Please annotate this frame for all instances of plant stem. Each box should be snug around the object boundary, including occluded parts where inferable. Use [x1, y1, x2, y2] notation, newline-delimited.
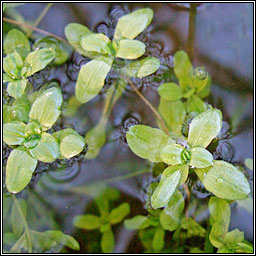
[3, 17, 69, 45]
[183, 183, 191, 220]
[123, 75, 170, 135]
[187, 3, 197, 62]
[27, 3, 53, 37]
[12, 195, 32, 253]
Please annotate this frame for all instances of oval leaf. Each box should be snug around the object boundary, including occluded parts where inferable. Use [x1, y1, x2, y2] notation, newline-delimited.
[137, 57, 160, 77]
[186, 94, 207, 114]
[75, 57, 113, 103]
[190, 147, 213, 168]
[124, 215, 150, 230]
[3, 51, 23, 77]
[115, 39, 145, 59]
[73, 214, 101, 230]
[158, 83, 183, 101]
[160, 144, 184, 165]
[151, 169, 181, 209]
[152, 227, 165, 251]
[187, 108, 222, 148]
[6, 149, 37, 193]
[29, 87, 62, 130]
[29, 133, 60, 163]
[126, 125, 174, 162]
[203, 160, 250, 200]
[3, 121, 26, 145]
[109, 203, 130, 224]
[7, 79, 28, 98]
[101, 229, 114, 253]
[114, 8, 153, 40]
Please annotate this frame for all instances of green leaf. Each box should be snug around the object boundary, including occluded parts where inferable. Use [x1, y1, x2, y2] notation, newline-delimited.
[203, 160, 250, 200]
[53, 128, 85, 158]
[160, 190, 184, 231]
[160, 144, 184, 165]
[101, 228, 115, 253]
[29, 87, 62, 130]
[209, 222, 225, 248]
[187, 108, 222, 148]
[11, 199, 27, 237]
[235, 242, 253, 253]
[85, 123, 106, 159]
[73, 214, 101, 230]
[192, 67, 209, 92]
[224, 229, 244, 244]
[3, 121, 26, 145]
[190, 147, 213, 168]
[151, 169, 181, 209]
[25, 48, 55, 76]
[186, 94, 207, 114]
[7, 79, 28, 98]
[115, 39, 145, 59]
[158, 98, 186, 136]
[208, 196, 230, 232]
[245, 158, 253, 171]
[3, 51, 24, 78]
[109, 203, 130, 224]
[29, 132, 60, 163]
[158, 83, 183, 101]
[173, 51, 193, 89]
[181, 217, 206, 238]
[3, 232, 19, 246]
[6, 149, 37, 193]
[121, 57, 160, 78]
[114, 8, 153, 40]
[152, 227, 165, 251]
[4, 29, 30, 59]
[124, 215, 150, 230]
[126, 125, 174, 162]
[81, 33, 111, 54]
[75, 56, 113, 103]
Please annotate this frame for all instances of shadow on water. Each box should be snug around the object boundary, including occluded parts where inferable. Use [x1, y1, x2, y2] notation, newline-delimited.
[3, 3, 253, 253]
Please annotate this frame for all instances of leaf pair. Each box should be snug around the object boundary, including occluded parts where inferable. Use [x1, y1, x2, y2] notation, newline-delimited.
[73, 193, 130, 253]
[4, 87, 85, 194]
[208, 197, 253, 253]
[3, 29, 55, 98]
[65, 8, 159, 103]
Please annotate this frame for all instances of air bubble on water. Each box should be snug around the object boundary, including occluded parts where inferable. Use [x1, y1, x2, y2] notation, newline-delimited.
[217, 177, 224, 183]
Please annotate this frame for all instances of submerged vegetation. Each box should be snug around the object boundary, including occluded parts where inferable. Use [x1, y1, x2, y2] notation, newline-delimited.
[3, 3, 253, 254]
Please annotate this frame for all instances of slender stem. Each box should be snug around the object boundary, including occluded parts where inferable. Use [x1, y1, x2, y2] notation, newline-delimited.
[27, 3, 53, 37]
[187, 3, 197, 62]
[3, 17, 69, 45]
[183, 183, 191, 220]
[12, 195, 32, 253]
[123, 75, 169, 135]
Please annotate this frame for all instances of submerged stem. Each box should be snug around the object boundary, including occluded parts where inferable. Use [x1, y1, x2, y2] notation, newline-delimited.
[183, 183, 191, 220]
[3, 17, 69, 45]
[187, 3, 197, 62]
[12, 195, 32, 253]
[123, 75, 169, 135]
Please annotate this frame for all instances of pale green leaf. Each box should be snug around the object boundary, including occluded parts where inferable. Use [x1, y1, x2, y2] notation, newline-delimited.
[192, 67, 209, 92]
[161, 164, 189, 185]
[203, 160, 250, 200]
[245, 158, 253, 171]
[158, 98, 186, 136]
[151, 170, 181, 209]
[224, 229, 244, 244]
[4, 29, 30, 59]
[160, 190, 184, 231]
[7, 79, 28, 98]
[186, 94, 207, 114]
[6, 149, 37, 194]
[208, 196, 230, 232]
[85, 123, 106, 159]
[3, 121, 26, 145]
[158, 83, 183, 101]
[190, 147, 213, 168]
[109, 203, 130, 224]
[3, 51, 23, 78]
[188, 108, 222, 148]
[81, 33, 111, 54]
[25, 48, 55, 75]
[137, 57, 160, 77]
[101, 229, 115, 253]
[124, 215, 150, 230]
[115, 39, 145, 59]
[73, 214, 101, 230]
[29, 87, 62, 130]
[126, 125, 174, 162]
[217, 246, 233, 253]
[209, 222, 225, 248]
[114, 8, 153, 40]
[181, 217, 206, 238]
[29, 132, 60, 163]
[173, 51, 193, 89]
[152, 227, 165, 251]
[235, 242, 253, 253]
[75, 56, 113, 103]
[160, 144, 184, 165]
[65, 23, 101, 59]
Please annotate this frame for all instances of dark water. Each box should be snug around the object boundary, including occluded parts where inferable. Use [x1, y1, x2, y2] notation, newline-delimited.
[3, 3, 253, 253]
